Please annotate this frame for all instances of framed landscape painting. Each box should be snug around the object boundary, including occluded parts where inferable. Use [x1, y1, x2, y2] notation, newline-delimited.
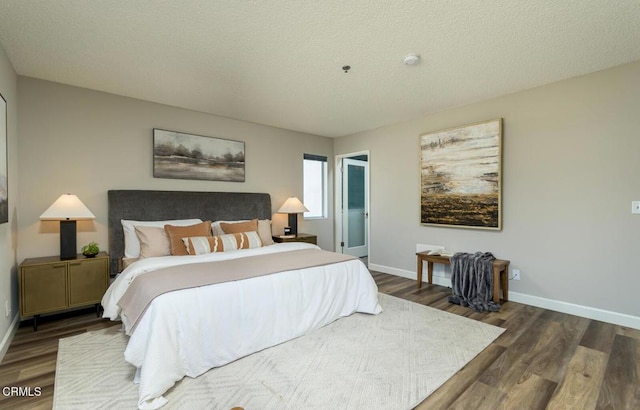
[153, 129, 245, 182]
[0, 93, 7, 224]
[420, 118, 502, 230]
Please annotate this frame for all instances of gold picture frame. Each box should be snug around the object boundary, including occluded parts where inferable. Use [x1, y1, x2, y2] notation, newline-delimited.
[420, 118, 502, 230]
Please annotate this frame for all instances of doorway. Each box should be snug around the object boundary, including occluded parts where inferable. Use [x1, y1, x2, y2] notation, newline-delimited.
[335, 152, 369, 260]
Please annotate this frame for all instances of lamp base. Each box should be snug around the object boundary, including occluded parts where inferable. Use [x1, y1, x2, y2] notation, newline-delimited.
[60, 220, 77, 260]
[288, 213, 298, 236]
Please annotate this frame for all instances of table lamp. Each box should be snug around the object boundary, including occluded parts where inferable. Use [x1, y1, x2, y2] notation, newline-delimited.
[277, 197, 309, 236]
[40, 194, 95, 260]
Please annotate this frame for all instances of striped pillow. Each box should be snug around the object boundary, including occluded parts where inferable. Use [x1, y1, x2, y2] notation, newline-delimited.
[182, 231, 263, 255]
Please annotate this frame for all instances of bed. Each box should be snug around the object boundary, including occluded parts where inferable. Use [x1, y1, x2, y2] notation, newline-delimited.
[102, 190, 382, 409]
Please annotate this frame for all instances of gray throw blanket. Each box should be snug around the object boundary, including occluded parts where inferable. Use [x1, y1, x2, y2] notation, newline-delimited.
[448, 252, 501, 312]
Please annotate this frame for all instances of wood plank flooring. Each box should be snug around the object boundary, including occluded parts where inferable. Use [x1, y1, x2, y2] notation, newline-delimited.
[372, 272, 640, 410]
[1, 272, 638, 409]
[0, 308, 119, 409]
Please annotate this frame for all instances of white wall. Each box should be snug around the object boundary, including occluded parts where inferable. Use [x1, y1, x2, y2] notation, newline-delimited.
[0, 44, 19, 359]
[17, 77, 334, 260]
[335, 61, 640, 324]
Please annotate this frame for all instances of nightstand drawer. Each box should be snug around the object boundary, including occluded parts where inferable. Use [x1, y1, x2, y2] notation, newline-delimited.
[272, 233, 317, 245]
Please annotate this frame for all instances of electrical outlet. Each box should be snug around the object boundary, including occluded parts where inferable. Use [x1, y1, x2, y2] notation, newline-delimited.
[416, 244, 444, 253]
[632, 201, 640, 214]
[512, 269, 521, 281]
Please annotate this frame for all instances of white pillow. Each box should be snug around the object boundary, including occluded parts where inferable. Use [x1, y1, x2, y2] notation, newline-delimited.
[121, 218, 202, 258]
[211, 219, 273, 245]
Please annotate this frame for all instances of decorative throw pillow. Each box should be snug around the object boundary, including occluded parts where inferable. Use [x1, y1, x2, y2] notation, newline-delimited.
[121, 218, 202, 258]
[164, 221, 212, 255]
[212, 219, 273, 245]
[183, 231, 263, 255]
[257, 220, 274, 246]
[220, 219, 258, 234]
[134, 226, 171, 258]
[210, 220, 235, 236]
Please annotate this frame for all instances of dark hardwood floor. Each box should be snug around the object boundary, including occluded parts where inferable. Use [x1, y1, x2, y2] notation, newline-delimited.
[0, 308, 119, 409]
[372, 272, 640, 410]
[1, 272, 638, 409]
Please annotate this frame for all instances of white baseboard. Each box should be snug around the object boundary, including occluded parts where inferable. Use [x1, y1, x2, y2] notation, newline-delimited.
[369, 263, 640, 330]
[370, 263, 452, 288]
[0, 313, 20, 363]
[507, 291, 640, 330]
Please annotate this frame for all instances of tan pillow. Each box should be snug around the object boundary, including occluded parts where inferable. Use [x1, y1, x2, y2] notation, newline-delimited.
[183, 231, 263, 255]
[213, 219, 273, 245]
[257, 220, 274, 245]
[135, 226, 171, 258]
[164, 221, 212, 255]
[220, 219, 258, 234]
[121, 218, 202, 258]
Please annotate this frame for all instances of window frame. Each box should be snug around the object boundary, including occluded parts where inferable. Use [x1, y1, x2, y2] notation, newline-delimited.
[303, 153, 328, 219]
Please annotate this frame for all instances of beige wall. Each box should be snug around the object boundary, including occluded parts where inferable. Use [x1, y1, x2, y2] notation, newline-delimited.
[335, 61, 640, 320]
[17, 77, 334, 260]
[0, 44, 18, 356]
[8, 58, 640, 349]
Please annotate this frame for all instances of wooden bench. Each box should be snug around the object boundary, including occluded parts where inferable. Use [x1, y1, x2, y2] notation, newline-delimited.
[416, 251, 510, 303]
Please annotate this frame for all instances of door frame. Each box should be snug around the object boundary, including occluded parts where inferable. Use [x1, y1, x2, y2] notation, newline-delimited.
[334, 150, 370, 256]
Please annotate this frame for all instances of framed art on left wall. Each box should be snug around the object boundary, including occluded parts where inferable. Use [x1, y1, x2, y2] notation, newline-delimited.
[0, 92, 7, 224]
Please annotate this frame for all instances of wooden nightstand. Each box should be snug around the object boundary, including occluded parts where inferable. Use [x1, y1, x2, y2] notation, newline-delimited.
[272, 233, 317, 245]
[19, 252, 109, 330]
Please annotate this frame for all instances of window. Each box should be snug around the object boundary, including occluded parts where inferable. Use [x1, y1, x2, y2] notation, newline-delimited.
[303, 154, 328, 218]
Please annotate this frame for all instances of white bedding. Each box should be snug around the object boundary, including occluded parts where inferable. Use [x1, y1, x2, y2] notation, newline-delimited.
[101, 242, 382, 409]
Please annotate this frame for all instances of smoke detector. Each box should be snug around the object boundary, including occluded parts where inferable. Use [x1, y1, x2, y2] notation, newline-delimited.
[403, 53, 421, 65]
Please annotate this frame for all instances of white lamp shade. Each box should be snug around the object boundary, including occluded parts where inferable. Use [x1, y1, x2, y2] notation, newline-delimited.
[277, 197, 309, 214]
[40, 194, 95, 221]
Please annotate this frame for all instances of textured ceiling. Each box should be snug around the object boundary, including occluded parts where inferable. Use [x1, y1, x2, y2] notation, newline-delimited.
[1, 1, 639, 137]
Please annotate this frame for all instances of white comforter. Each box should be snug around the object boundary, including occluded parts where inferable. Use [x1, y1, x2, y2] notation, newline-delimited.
[102, 243, 382, 409]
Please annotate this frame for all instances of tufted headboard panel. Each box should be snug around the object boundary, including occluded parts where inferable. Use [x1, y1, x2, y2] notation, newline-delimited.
[108, 190, 271, 275]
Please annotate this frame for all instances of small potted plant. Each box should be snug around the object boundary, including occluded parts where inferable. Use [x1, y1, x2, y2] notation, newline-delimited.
[81, 241, 100, 258]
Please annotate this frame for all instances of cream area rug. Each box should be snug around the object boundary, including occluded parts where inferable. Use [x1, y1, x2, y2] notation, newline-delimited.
[54, 293, 504, 409]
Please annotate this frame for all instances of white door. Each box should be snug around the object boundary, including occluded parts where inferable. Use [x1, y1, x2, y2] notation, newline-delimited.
[342, 158, 368, 257]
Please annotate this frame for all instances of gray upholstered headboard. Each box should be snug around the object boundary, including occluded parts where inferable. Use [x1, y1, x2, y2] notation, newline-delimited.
[108, 190, 272, 275]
